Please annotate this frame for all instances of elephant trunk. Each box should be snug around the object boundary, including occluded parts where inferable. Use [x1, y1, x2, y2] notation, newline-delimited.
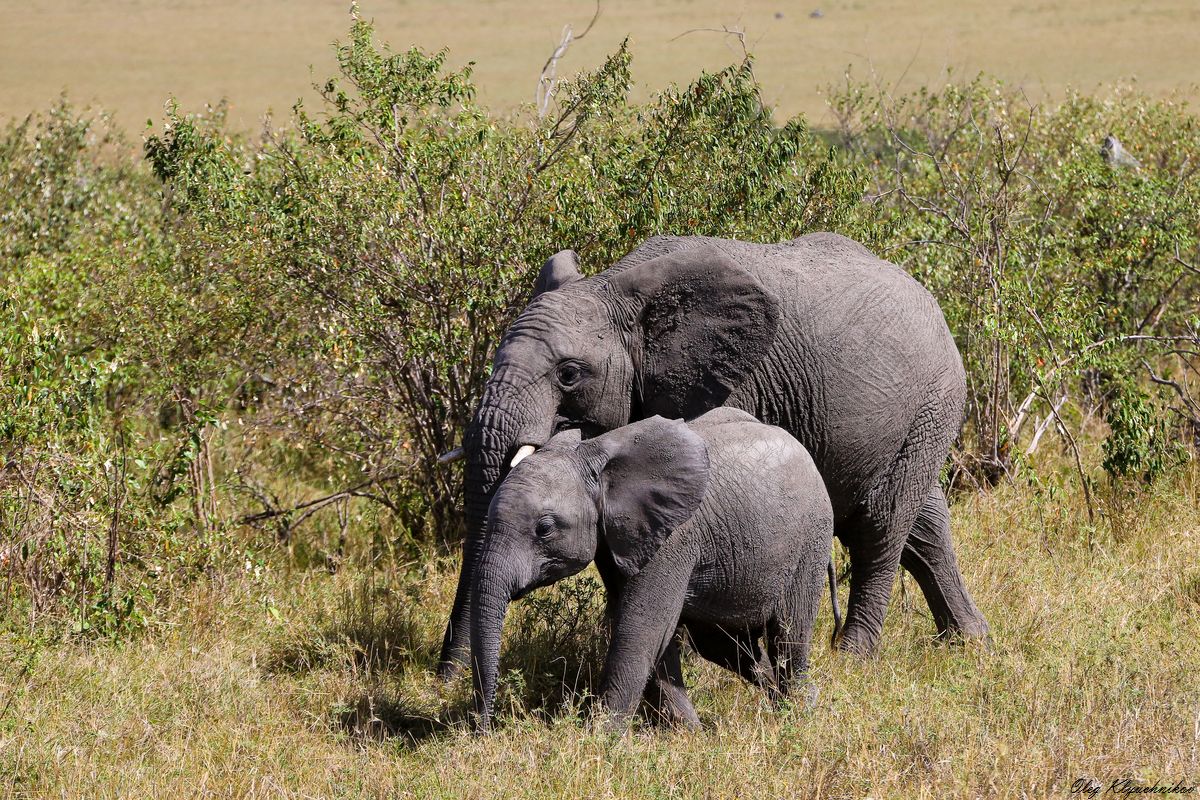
[437, 378, 555, 680]
[469, 546, 529, 733]
[435, 413, 503, 679]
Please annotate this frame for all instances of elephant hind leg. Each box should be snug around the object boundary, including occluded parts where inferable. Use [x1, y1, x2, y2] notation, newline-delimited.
[900, 484, 990, 641]
[837, 405, 949, 655]
[836, 489, 928, 655]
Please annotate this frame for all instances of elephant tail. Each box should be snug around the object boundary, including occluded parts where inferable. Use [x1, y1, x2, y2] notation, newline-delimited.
[827, 558, 843, 648]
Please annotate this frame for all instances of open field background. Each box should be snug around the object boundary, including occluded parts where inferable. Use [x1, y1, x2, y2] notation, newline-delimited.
[2, 0, 1200, 132]
[4, 470, 1200, 798]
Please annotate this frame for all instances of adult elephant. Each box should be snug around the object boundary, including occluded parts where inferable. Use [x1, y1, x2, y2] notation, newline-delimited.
[438, 233, 989, 677]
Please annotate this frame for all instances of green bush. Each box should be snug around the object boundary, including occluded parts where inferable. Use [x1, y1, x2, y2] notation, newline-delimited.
[3, 19, 1199, 639]
[0, 103, 289, 634]
[141, 16, 867, 545]
[828, 76, 1200, 490]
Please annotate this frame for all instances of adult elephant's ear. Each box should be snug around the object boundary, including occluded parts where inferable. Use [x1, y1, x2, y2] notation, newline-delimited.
[580, 416, 710, 577]
[531, 249, 584, 299]
[608, 245, 779, 418]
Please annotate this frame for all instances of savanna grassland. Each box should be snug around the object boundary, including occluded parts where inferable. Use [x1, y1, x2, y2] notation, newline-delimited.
[4, 466, 1200, 799]
[2, 0, 1200, 131]
[3, 5, 1200, 799]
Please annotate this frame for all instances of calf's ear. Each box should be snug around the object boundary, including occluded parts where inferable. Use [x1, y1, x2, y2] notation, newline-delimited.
[579, 416, 709, 577]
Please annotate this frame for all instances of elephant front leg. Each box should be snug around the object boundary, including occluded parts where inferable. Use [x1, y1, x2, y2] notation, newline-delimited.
[768, 554, 824, 705]
[595, 543, 700, 726]
[599, 565, 690, 727]
[900, 484, 990, 642]
[641, 634, 701, 729]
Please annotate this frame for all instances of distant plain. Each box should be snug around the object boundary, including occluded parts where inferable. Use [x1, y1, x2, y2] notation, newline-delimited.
[2, 0, 1199, 131]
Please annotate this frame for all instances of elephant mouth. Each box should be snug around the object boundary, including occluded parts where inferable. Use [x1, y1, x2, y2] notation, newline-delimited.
[553, 418, 604, 440]
[511, 561, 583, 602]
[509, 420, 600, 464]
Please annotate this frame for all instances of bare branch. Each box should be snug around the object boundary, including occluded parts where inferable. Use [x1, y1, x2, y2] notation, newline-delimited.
[670, 25, 749, 59]
[1024, 394, 1068, 457]
[536, 1, 602, 117]
[1173, 244, 1200, 277]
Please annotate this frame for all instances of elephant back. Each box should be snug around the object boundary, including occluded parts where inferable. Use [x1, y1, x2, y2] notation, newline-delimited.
[688, 410, 830, 523]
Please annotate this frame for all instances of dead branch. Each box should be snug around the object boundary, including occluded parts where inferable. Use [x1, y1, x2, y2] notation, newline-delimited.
[237, 473, 404, 528]
[1024, 394, 1068, 457]
[1143, 359, 1200, 428]
[536, 1, 602, 117]
[669, 26, 748, 59]
[1034, 374, 1095, 525]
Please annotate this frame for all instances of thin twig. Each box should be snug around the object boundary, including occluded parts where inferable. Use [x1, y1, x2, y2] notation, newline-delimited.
[669, 25, 748, 59]
[237, 473, 404, 525]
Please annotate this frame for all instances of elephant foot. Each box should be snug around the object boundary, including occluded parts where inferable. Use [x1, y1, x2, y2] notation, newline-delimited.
[594, 706, 636, 736]
[832, 621, 882, 657]
[435, 659, 465, 682]
[469, 712, 493, 736]
[776, 680, 819, 713]
[644, 705, 702, 731]
[641, 687, 702, 730]
[936, 626, 994, 651]
[642, 638, 702, 730]
[436, 618, 471, 683]
[901, 484, 992, 643]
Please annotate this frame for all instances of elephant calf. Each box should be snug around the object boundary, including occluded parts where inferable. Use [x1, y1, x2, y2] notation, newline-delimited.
[469, 408, 835, 731]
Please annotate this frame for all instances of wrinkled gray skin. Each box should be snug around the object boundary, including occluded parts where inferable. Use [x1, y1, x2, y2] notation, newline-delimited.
[441, 233, 989, 678]
[470, 410, 833, 731]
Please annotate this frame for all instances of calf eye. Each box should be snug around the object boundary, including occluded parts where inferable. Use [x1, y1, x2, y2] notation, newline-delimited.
[536, 515, 557, 538]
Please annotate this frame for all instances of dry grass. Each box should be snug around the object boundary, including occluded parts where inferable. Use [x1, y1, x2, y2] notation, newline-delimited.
[2, 0, 1199, 134]
[2, 458, 1198, 798]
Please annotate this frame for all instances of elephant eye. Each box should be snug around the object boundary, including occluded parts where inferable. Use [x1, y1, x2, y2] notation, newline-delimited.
[535, 515, 558, 538]
[555, 362, 584, 389]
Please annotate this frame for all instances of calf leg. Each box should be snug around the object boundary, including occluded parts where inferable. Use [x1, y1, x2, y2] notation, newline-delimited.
[769, 554, 824, 701]
[641, 635, 701, 729]
[683, 622, 774, 693]
[595, 543, 701, 726]
[600, 564, 691, 724]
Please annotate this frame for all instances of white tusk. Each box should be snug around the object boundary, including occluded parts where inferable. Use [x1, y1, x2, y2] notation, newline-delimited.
[510, 444, 537, 468]
[437, 446, 465, 464]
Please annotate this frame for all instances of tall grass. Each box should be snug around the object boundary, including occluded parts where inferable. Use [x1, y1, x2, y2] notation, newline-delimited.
[2, 457, 1197, 798]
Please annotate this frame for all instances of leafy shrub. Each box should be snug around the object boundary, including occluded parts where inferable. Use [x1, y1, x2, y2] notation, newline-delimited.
[829, 76, 1200, 492]
[497, 573, 608, 723]
[1102, 380, 1186, 484]
[142, 15, 867, 544]
[4, 17, 1200, 640]
[0, 104, 268, 633]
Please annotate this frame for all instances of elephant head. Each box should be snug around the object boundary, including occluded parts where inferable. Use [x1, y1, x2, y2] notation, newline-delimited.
[469, 417, 710, 731]
[439, 244, 780, 677]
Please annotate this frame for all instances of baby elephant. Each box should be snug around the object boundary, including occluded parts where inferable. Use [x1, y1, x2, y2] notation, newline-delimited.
[469, 408, 836, 731]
